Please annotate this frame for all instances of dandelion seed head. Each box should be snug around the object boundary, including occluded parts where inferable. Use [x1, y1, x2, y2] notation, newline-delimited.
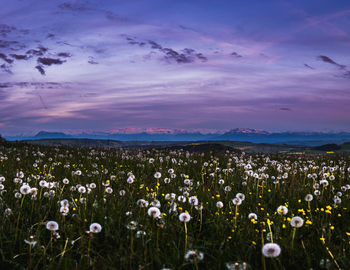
[262, 243, 281, 258]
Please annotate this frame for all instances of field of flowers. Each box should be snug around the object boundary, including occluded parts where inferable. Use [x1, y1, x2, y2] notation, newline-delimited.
[0, 143, 349, 269]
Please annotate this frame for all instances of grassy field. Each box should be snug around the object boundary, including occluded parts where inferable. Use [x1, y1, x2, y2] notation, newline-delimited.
[0, 141, 349, 269]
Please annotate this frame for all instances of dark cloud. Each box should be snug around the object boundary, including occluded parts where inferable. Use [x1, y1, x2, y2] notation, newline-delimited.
[57, 52, 71, 58]
[10, 54, 28, 60]
[196, 53, 207, 62]
[125, 36, 207, 64]
[0, 24, 16, 37]
[0, 24, 29, 37]
[162, 47, 208, 63]
[0, 63, 12, 74]
[340, 71, 350, 79]
[304, 63, 314, 70]
[26, 46, 48, 57]
[126, 37, 145, 47]
[148, 40, 163, 50]
[178, 25, 198, 32]
[0, 40, 25, 51]
[231, 52, 242, 58]
[280, 107, 291, 111]
[37, 57, 65, 66]
[0, 82, 65, 88]
[35, 65, 45, 75]
[0, 53, 14, 63]
[58, 2, 86, 11]
[317, 55, 346, 69]
[88, 56, 98, 65]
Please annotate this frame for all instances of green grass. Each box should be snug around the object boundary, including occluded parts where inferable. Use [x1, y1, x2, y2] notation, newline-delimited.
[0, 142, 349, 269]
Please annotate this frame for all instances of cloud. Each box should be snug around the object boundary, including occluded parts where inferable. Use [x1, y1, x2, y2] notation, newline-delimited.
[35, 65, 45, 75]
[88, 56, 98, 64]
[37, 57, 66, 66]
[0, 24, 16, 37]
[279, 107, 291, 111]
[0, 24, 29, 37]
[0, 63, 12, 74]
[0, 40, 25, 51]
[0, 53, 13, 63]
[304, 63, 314, 70]
[231, 52, 242, 58]
[0, 82, 66, 88]
[317, 55, 346, 69]
[26, 46, 48, 57]
[57, 52, 71, 58]
[125, 36, 207, 64]
[10, 54, 28, 60]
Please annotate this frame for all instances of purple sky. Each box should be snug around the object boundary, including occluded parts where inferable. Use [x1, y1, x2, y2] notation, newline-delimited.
[1, 0, 350, 135]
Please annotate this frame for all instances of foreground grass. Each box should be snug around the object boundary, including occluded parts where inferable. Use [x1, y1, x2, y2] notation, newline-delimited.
[0, 143, 349, 269]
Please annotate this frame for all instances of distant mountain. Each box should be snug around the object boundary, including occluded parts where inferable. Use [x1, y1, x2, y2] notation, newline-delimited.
[223, 128, 270, 135]
[4, 128, 350, 146]
[34, 131, 72, 139]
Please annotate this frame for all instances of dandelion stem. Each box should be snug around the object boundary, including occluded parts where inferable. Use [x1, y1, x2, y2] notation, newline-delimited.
[184, 222, 188, 251]
[291, 228, 296, 249]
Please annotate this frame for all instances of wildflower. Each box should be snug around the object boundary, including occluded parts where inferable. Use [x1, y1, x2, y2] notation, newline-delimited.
[248, 213, 257, 220]
[164, 178, 171, 184]
[151, 199, 161, 208]
[136, 230, 146, 238]
[277, 205, 288, 215]
[188, 196, 199, 206]
[290, 216, 304, 228]
[20, 184, 31, 195]
[78, 186, 86, 193]
[236, 193, 245, 201]
[62, 178, 69, 184]
[89, 222, 102, 233]
[184, 250, 204, 262]
[305, 194, 313, 202]
[137, 199, 149, 207]
[46, 221, 59, 231]
[126, 220, 138, 230]
[154, 172, 162, 179]
[262, 243, 281, 258]
[148, 207, 161, 218]
[232, 198, 242, 205]
[24, 236, 37, 247]
[179, 212, 191, 222]
[60, 206, 69, 215]
[225, 262, 249, 270]
[105, 187, 113, 194]
[216, 201, 224, 209]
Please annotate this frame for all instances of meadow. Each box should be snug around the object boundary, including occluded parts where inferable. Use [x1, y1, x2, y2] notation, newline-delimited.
[0, 142, 349, 269]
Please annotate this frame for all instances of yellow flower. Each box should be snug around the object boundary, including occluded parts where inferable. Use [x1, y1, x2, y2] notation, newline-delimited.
[306, 220, 312, 225]
[330, 226, 334, 230]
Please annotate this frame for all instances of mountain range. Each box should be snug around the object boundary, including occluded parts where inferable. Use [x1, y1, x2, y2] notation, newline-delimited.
[4, 128, 350, 146]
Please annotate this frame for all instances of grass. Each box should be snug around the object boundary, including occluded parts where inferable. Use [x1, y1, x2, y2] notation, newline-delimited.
[0, 142, 349, 269]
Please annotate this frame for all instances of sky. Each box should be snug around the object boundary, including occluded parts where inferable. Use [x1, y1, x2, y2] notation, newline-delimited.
[0, 0, 350, 135]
